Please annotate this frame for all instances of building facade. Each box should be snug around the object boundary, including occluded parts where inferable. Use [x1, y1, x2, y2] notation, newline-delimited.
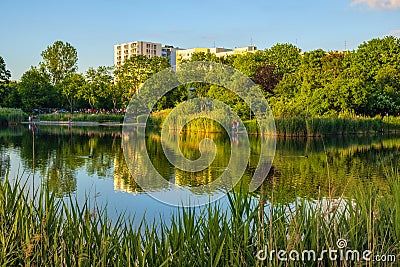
[175, 46, 257, 65]
[114, 41, 258, 68]
[114, 41, 162, 69]
[162, 45, 181, 67]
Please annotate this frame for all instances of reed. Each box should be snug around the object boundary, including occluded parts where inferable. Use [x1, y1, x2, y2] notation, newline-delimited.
[0, 108, 26, 125]
[38, 113, 124, 123]
[245, 117, 390, 136]
[0, 170, 398, 266]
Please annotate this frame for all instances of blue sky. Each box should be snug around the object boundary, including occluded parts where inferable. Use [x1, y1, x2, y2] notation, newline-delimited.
[1, 0, 399, 80]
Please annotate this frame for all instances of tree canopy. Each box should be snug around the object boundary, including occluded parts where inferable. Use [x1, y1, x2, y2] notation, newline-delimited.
[0, 56, 11, 83]
[40, 41, 78, 85]
[1, 37, 400, 118]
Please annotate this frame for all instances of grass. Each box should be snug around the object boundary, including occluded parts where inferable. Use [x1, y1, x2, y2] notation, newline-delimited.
[38, 113, 124, 123]
[245, 117, 400, 137]
[0, 108, 27, 126]
[0, 171, 399, 266]
[143, 108, 400, 136]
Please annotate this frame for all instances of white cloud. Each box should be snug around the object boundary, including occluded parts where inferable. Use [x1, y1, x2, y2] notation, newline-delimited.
[351, 0, 400, 9]
[389, 29, 400, 36]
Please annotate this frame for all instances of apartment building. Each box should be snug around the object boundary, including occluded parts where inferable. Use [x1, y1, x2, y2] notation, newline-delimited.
[114, 41, 162, 68]
[162, 45, 180, 67]
[176, 47, 232, 65]
[114, 41, 258, 68]
[175, 46, 257, 65]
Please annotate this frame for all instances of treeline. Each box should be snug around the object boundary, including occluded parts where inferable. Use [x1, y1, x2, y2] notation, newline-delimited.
[1, 37, 400, 117]
[182, 36, 400, 118]
[0, 41, 170, 112]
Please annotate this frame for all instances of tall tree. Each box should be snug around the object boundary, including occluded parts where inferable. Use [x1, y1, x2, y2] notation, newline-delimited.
[40, 41, 78, 85]
[0, 56, 11, 83]
[80, 66, 113, 111]
[114, 55, 170, 106]
[18, 67, 57, 109]
[264, 43, 302, 74]
[0, 56, 13, 107]
[59, 73, 86, 112]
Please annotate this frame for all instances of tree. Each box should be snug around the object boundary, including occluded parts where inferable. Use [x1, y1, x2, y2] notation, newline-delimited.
[264, 43, 301, 74]
[0, 81, 21, 108]
[40, 41, 78, 85]
[351, 36, 400, 80]
[80, 66, 113, 111]
[114, 55, 170, 106]
[252, 64, 283, 94]
[81, 68, 99, 111]
[0, 56, 11, 83]
[232, 51, 267, 77]
[108, 82, 123, 111]
[18, 67, 57, 109]
[59, 73, 86, 112]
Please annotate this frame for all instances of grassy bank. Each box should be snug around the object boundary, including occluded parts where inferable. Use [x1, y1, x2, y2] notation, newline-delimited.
[142, 109, 400, 136]
[0, 108, 26, 126]
[245, 117, 392, 136]
[38, 113, 124, 123]
[0, 173, 399, 266]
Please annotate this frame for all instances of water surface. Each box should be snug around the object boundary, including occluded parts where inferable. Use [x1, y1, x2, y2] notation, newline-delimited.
[0, 125, 398, 222]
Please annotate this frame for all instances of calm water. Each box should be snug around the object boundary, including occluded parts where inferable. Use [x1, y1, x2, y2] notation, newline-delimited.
[0, 125, 399, 222]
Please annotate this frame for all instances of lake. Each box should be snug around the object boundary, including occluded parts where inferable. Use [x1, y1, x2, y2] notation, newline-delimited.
[0, 124, 399, 223]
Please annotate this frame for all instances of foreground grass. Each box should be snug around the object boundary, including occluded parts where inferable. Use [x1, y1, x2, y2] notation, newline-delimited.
[0, 174, 399, 266]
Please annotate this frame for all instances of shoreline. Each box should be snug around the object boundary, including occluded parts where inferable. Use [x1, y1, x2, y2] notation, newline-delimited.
[21, 121, 146, 127]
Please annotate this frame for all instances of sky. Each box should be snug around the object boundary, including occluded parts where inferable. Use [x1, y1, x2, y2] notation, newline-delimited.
[1, 0, 399, 81]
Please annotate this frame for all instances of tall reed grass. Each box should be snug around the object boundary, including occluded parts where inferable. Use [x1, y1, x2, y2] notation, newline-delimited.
[0, 171, 398, 266]
[0, 108, 26, 125]
[245, 117, 399, 136]
[145, 108, 400, 136]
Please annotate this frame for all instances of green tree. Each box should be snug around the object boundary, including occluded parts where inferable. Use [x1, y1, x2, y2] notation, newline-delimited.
[351, 36, 400, 80]
[59, 73, 86, 112]
[80, 66, 113, 111]
[232, 51, 267, 77]
[80, 68, 100, 111]
[115, 55, 170, 106]
[0, 82, 21, 108]
[0, 56, 11, 83]
[264, 43, 301, 74]
[108, 82, 123, 111]
[40, 41, 78, 85]
[18, 67, 57, 109]
[0, 56, 12, 107]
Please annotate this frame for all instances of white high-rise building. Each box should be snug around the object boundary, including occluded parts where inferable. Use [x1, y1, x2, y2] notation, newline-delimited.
[114, 41, 162, 68]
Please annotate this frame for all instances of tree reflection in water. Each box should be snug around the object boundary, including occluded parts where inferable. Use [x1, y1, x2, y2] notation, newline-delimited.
[0, 125, 399, 203]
